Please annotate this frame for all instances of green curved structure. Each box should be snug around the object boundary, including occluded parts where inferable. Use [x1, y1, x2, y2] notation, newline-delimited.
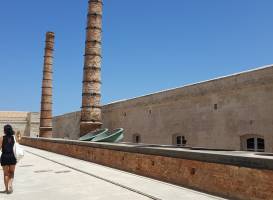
[79, 128, 108, 141]
[91, 128, 124, 142]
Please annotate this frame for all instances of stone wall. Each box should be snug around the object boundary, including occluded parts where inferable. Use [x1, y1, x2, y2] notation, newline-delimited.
[53, 65, 273, 152]
[27, 112, 40, 137]
[0, 111, 40, 137]
[53, 111, 80, 140]
[21, 137, 273, 200]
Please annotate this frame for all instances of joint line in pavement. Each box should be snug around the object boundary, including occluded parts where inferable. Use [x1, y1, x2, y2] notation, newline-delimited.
[26, 150, 162, 200]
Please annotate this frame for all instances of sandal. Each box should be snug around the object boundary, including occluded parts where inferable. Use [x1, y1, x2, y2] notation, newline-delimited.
[7, 186, 13, 194]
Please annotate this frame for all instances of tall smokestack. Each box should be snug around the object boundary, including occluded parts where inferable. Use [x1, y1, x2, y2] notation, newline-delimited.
[39, 32, 55, 138]
[80, 0, 103, 136]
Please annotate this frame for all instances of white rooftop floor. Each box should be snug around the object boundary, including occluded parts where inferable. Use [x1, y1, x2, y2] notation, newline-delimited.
[0, 146, 228, 200]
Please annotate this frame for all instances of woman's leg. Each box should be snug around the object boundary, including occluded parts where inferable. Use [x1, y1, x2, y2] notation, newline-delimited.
[2, 166, 9, 192]
[8, 165, 15, 192]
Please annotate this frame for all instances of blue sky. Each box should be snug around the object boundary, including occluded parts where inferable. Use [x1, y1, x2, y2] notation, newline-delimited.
[0, 0, 273, 115]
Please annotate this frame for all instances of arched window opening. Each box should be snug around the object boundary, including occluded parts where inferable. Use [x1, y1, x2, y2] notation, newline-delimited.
[173, 134, 187, 146]
[241, 135, 265, 152]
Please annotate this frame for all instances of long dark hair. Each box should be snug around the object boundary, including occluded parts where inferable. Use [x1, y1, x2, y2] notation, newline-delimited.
[4, 124, 15, 136]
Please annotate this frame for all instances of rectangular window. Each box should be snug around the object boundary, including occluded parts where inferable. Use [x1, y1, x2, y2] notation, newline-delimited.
[136, 136, 140, 143]
[247, 138, 255, 151]
[214, 104, 218, 110]
[257, 138, 265, 152]
[176, 136, 182, 145]
[133, 134, 141, 143]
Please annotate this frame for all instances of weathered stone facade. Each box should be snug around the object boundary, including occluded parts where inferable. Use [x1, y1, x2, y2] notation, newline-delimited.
[53, 65, 273, 152]
[0, 111, 39, 137]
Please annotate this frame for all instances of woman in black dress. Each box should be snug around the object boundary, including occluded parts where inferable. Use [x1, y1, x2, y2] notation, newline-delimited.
[0, 124, 17, 194]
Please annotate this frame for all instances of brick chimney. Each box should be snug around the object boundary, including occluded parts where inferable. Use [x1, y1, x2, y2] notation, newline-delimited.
[39, 32, 55, 138]
[80, 0, 103, 136]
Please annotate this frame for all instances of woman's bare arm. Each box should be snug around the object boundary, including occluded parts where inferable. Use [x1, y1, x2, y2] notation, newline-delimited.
[0, 136, 3, 151]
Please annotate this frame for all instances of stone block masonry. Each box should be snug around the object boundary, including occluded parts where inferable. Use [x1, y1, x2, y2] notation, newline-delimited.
[21, 137, 273, 200]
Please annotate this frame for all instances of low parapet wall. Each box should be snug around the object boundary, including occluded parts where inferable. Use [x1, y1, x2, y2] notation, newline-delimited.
[21, 137, 273, 200]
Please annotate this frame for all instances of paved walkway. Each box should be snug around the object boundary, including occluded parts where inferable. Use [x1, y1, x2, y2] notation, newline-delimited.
[0, 146, 227, 200]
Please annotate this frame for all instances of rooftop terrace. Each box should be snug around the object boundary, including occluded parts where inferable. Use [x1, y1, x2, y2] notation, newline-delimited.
[1, 146, 226, 200]
[20, 137, 273, 200]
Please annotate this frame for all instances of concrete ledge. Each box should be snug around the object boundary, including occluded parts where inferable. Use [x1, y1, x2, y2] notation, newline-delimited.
[21, 137, 273, 200]
[24, 137, 273, 170]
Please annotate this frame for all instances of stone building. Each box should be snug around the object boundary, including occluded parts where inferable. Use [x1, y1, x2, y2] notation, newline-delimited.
[53, 64, 273, 153]
[0, 111, 40, 137]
